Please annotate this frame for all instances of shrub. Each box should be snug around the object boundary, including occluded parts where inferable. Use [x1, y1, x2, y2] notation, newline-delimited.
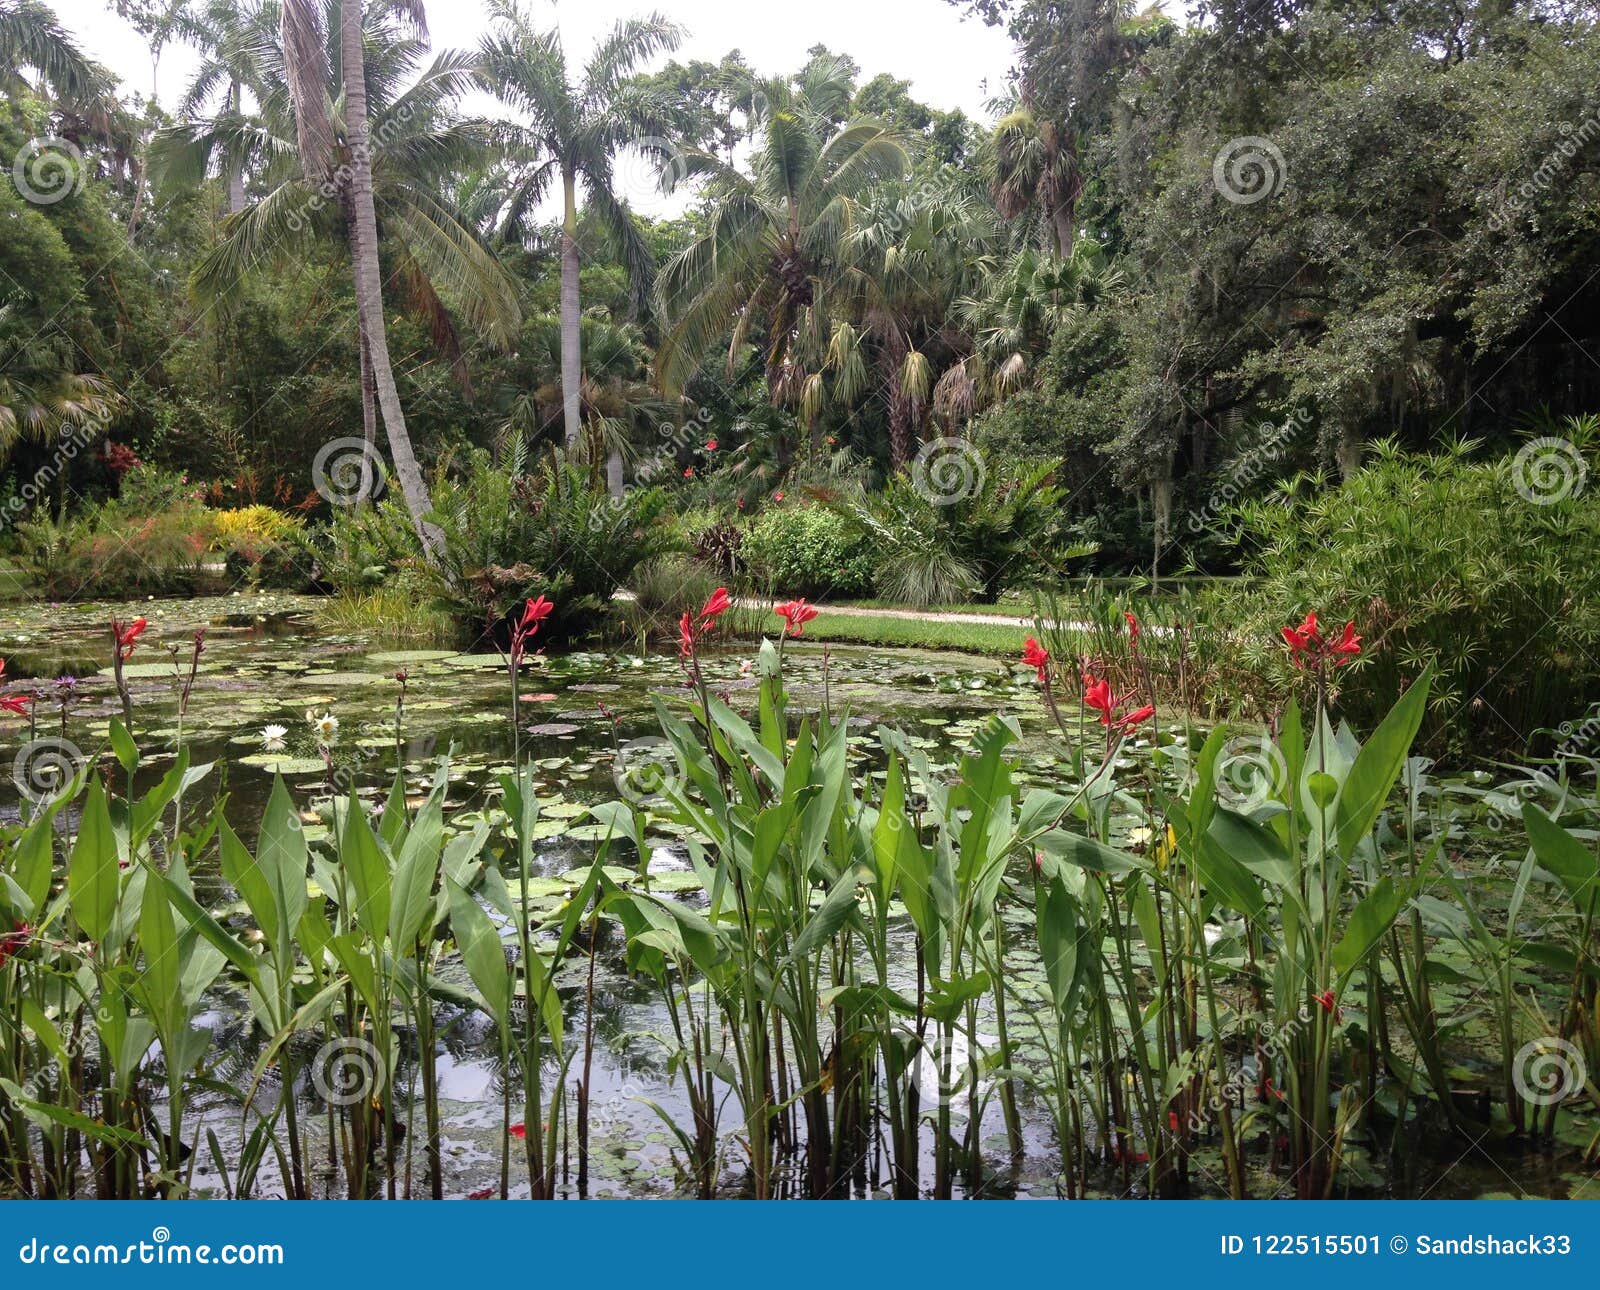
[1222, 434, 1600, 752]
[812, 457, 1095, 606]
[322, 496, 422, 591]
[740, 502, 877, 599]
[16, 496, 216, 599]
[422, 440, 677, 642]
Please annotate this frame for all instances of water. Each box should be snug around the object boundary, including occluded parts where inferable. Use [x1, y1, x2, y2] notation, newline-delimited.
[0, 594, 1591, 1199]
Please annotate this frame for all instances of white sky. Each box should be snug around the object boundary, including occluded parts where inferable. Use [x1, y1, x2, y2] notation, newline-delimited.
[49, 0, 1018, 121]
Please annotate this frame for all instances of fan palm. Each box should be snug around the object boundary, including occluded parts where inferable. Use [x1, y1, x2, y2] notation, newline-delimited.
[475, 0, 684, 451]
[654, 55, 909, 423]
[989, 107, 1080, 258]
[500, 313, 674, 496]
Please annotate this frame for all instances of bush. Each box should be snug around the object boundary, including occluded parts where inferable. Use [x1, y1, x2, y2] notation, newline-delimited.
[214, 505, 316, 591]
[740, 503, 877, 599]
[322, 496, 422, 592]
[812, 457, 1095, 606]
[16, 495, 216, 599]
[1222, 434, 1600, 752]
[422, 440, 677, 642]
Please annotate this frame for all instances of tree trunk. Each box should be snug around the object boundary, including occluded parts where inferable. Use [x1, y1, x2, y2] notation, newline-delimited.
[1336, 424, 1363, 480]
[339, 0, 440, 558]
[560, 169, 584, 452]
[227, 78, 246, 214]
[606, 447, 624, 498]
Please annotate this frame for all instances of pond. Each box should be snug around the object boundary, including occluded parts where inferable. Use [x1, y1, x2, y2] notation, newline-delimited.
[0, 595, 1593, 1200]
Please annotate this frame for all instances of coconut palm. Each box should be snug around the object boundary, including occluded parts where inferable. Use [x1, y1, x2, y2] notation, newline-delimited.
[0, 0, 115, 110]
[475, 0, 683, 452]
[654, 55, 909, 430]
[153, 0, 520, 555]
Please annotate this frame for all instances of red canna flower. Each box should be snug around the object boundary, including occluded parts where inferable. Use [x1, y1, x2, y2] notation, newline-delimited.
[1124, 611, 1141, 642]
[1021, 637, 1051, 683]
[510, 595, 555, 667]
[467, 1188, 495, 1200]
[1083, 674, 1154, 732]
[0, 920, 29, 968]
[1315, 989, 1337, 1013]
[1168, 1111, 1180, 1132]
[773, 598, 819, 636]
[1329, 620, 1361, 661]
[705, 439, 718, 452]
[699, 587, 732, 626]
[1282, 612, 1361, 669]
[772, 490, 785, 502]
[683, 466, 695, 478]
[508, 1123, 526, 1140]
[0, 694, 31, 716]
[736, 499, 745, 511]
[678, 611, 696, 659]
[112, 616, 149, 661]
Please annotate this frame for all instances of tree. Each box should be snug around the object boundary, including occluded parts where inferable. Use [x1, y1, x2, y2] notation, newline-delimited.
[476, 0, 683, 456]
[655, 55, 909, 446]
[0, 0, 115, 111]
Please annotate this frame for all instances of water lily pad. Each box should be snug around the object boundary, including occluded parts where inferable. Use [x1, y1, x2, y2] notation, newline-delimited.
[236, 753, 326, 775]
[526, 722, 582, 737]
[367, 650, 458, 665]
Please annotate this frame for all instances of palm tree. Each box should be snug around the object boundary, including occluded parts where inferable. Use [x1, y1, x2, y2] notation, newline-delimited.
[0, 0, 115, 110]
[155, 0, 520, 555]
[989, 107, 1080, 258]
[654, 55, 909, 434]
[0, 330, 118, 478]
[499, 313, 673, 496]
[475, 1, 684, 452]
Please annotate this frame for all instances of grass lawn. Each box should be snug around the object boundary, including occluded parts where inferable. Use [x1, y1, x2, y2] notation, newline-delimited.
[798, 609, 1034, 656]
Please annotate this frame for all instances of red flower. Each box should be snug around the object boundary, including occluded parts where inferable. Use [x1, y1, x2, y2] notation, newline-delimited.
[1263, 1077, 1284, 1102]
[773, 598, 819, 636]
[521, 596, 553, 633]
[772, 490, 785, 502]
[1282, 612, 1361, 669]
[1082, 674, 1154, 732]
[1168, 1111, 1180, 1132]
[1, 694, 31, 716]
[1124, 611, 1141, 642]
[510, 595, 555, 666]
[736, 499, 746, 511]
[467, 1187, 495, 1200]
[509, 1123, 526, 1140]
[1329, 620, 1362, 660]
[678, 611, 696, 659]
[1021, 636, 1051, 683]
[112, 616, 149, 661]
[705, 439, 718, 452]
[699, 587, 732, 626]
[0, 921, 29, 968]
[683, 466, 695, 478]
[1315, 989, 1337, 1014]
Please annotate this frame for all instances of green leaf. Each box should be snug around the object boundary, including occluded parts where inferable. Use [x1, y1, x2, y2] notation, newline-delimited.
[68, 779, 119, 944]
[1333, 876, 1404, 977]
[447, 879, 511, 1028]
[1335, 667, 1432, 860]
[1523, 802, 1600, 920]
[108, 718, 139, 776]
[338, 789, 391, 941]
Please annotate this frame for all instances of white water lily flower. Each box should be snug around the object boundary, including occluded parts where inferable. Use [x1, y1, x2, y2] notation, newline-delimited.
[306, 710, 339, 743]
[262, 724, 288, 751]
[1127, 826, 1155, 848]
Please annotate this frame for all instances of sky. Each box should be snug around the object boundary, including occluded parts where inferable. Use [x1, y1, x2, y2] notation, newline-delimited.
[47, 0, 1019, 122]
